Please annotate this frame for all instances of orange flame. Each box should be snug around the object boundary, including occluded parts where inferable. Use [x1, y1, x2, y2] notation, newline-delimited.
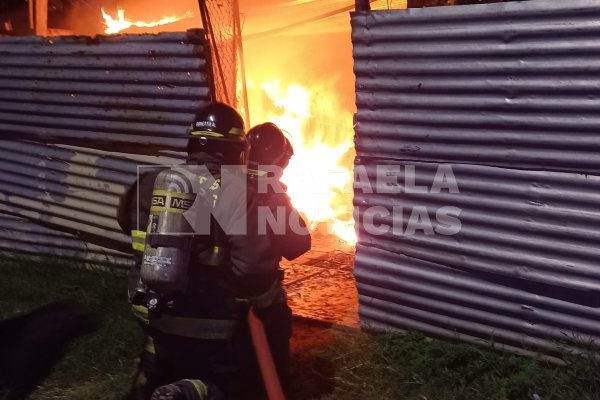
[101, 8, 192, 35]
[97, 5, 357, 244]
[248, 80, 356, 244]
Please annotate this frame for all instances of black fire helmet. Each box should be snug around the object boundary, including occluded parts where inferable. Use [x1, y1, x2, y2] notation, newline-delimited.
[247, 122, 294, 169]
[187, 102, 247, 164]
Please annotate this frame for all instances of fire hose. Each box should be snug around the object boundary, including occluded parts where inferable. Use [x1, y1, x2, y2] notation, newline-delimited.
[247, 307, 286, 400]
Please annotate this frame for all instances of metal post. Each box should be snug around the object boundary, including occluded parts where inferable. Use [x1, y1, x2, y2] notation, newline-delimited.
[355, 0, 371, 11]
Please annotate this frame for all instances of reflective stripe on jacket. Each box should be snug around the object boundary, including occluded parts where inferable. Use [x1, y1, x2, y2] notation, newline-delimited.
[131, 304, 236, 340]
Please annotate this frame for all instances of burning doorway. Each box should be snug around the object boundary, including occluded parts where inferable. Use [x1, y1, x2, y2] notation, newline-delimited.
[1, 0, 405, 326]
[94, 0, 382, 326]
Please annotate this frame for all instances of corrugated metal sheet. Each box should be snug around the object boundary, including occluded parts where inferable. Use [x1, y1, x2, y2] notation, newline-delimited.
[0, 214, 132, 267]
[355, 245, 597, 362]
[0, 140, 181, 256]
[352, 0, 600, 351]
[352, 0, 600, 174]
[355, 161, 600, 292]
[0, 30, 209, 153]
[0, 30, 210, 266]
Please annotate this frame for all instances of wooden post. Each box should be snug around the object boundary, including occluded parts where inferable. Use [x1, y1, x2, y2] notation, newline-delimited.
[28, 0, 35, 30]
[35, 0, 48, 36]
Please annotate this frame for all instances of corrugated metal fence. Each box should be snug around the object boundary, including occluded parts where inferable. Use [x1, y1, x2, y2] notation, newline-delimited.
[352, 0, 600, 354]
[0, 30, 211, 267]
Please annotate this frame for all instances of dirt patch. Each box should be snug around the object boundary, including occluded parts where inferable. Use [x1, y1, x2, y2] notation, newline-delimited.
[282, 236, 359, 398]
[282, 235, 358, 328]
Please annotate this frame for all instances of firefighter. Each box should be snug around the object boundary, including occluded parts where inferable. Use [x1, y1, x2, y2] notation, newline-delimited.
[117, 104, 310, 400]
[117, 102, 249, 399]
[243, 122, 311, 377]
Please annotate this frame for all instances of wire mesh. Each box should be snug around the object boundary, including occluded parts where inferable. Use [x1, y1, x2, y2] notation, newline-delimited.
[200, 0, 249, 127]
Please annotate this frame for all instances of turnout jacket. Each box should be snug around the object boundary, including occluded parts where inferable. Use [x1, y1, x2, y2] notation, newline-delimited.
[116, 164, 311, 335]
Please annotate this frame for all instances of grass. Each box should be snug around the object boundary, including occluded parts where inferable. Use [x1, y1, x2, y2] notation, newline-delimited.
[311, 330, 600, 400]
[0, 255, 143, 400]
[1, 256, 598, 400]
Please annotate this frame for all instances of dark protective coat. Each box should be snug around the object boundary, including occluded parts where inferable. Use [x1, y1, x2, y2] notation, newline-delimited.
[116, 164, 311, 398]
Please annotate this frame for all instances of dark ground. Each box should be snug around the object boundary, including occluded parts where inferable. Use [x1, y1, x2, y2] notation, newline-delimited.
[1, 247, 599, 400]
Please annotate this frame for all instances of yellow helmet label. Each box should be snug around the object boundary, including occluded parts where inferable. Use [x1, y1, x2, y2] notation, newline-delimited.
[190, 130, 224, 137]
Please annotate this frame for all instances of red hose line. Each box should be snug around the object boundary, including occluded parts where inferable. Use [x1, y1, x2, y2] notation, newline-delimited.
[248, 307, 286, 400]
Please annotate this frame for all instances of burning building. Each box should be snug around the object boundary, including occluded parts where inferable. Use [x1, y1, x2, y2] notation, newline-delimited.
[0, 0, 384, 326]
[2, 0, 600, 359]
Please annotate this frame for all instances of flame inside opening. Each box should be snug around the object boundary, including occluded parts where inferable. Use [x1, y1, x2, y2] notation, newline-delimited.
[248, 80, 357, 245]
[101, 8, 192, 35]
[99, 6, 357, 245]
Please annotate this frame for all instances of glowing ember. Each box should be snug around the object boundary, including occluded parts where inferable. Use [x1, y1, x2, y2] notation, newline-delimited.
[248, 80, 357, 244]
[101, 8, 192, 35]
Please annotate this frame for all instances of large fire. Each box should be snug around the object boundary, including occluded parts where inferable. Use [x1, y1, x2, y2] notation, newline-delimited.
[247, 80, 356, 244]
[100, 5, 358, 244]
[101, 8, 193, 35]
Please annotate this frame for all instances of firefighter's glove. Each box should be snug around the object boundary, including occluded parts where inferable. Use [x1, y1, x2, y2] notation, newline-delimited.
[150, 379, 222, 400]
[246, 283, 287, 310]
